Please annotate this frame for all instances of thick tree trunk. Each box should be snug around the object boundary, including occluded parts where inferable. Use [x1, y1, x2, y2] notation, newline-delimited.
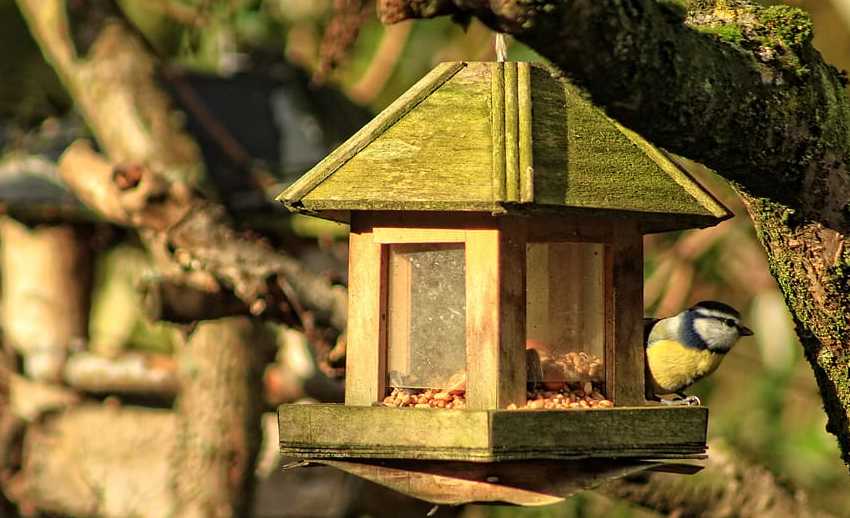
[377, 0, 850, 470]
[0, 218, 91, 382]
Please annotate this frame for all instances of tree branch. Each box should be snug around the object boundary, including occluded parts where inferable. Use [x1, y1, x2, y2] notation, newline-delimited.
[15, 0, 203, 184]
[58, 141, 348, 328]
[601, 440, 826, 518]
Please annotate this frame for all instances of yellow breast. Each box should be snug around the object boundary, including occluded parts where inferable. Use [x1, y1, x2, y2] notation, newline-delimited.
[646, 340, 725, 394]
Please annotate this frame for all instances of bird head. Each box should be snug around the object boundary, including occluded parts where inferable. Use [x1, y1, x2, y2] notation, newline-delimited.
[686, 301, 753, 353]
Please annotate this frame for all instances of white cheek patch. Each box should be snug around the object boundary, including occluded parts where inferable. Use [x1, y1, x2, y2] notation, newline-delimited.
[693, 317, 737, 351]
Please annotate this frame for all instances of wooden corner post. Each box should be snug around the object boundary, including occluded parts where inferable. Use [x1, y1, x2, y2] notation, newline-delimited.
[605, 223, 646, 406]
[465, 220, 527, 410]
[345, 215, 387, 406]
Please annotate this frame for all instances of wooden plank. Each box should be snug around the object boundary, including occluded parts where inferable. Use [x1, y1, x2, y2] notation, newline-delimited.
[279, 404, 491, 452]
[345, 217, 388, 406]
[491, 62, 506, 202]
[277, 404, 708, 462]
[372, 227, 466, 243]
[525, 243, 550, 346]
[386, 245, 412, 381]
[504, 62, 520, 202]
[605, 223, 646, 406]
[465, 223, 526, 410]
[488, 406, 706, 451]
[500, 220, 528, 405]
[518, 62, 534, 203]
[362, 211, 497, 230]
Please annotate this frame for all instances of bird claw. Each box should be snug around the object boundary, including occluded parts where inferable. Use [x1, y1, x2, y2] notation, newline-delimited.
[682, 395, 701, 406]
[659, 395, 701, 406]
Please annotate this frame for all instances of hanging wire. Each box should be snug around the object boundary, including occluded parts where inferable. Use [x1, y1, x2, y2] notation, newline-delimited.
[495, 32, 507, 62]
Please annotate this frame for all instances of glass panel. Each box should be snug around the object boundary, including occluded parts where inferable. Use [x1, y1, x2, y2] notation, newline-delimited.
[386, 243, 466, 391]
[525, 242, 609, 408]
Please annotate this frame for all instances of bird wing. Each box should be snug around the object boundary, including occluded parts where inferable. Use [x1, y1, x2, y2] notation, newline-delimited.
[643, 317, 661, 346]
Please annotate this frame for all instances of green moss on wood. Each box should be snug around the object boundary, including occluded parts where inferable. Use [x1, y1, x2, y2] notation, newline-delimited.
[745, 193, 850, 468]
[751, 6, 813, 79]
[695, 24, 743, 46]
[284, 61, 729, 230]
[278, 403, 708, 462]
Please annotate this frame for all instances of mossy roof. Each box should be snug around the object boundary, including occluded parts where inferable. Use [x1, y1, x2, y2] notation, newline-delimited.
[277, 61, 731, 233]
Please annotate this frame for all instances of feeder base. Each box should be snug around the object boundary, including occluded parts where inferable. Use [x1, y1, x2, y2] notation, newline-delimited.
[278, 404, 707, 462]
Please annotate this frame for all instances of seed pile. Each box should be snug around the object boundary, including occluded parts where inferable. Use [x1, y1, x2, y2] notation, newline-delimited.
[380, 348, 613, 410]
[382, 387, 466, 409]
[527, 349, 604, 387]
[510, 382, 613, 410]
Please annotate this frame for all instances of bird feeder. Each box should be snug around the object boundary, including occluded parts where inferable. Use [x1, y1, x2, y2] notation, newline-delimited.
[277, 61, 731, 505]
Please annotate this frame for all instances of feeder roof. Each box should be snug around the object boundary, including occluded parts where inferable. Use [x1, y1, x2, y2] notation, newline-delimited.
[278, 61, 730, 233]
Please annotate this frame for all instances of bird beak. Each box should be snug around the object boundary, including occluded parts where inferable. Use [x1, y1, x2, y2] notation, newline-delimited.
[738, 325, 754, 337]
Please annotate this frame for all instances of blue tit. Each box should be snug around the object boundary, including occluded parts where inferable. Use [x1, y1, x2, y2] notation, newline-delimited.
[644, 301, 753, 404]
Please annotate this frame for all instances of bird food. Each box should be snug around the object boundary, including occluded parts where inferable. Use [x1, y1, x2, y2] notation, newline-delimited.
[526, 348, 604, 387]
[382, 387, 466, 408]
[380, 347, 613, 409]
[513, 383, 613, 410]
[379, 382, 612, 410]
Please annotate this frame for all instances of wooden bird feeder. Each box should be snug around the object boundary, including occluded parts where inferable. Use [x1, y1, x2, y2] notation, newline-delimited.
[276, 61, 731, 505]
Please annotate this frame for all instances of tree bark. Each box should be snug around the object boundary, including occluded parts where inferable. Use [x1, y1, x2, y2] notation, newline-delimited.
[170, 317, 274, 518]
[377, 0, 850, 470]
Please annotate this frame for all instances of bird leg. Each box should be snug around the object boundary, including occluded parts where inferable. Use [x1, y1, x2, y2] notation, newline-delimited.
[658, 393, 702, 406]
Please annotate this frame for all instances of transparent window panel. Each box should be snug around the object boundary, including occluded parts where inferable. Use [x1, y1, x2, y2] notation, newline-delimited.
[526, 242, 605, 387]
[386, 243, 466, 390]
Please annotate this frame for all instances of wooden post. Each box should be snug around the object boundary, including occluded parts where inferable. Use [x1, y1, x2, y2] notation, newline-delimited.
[605, 223, 646, 406]
[465, 220, 526, 409]
[345, 216, 387, 405]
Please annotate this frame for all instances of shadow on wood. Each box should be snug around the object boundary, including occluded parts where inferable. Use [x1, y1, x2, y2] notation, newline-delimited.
[310, 458, 704, 506]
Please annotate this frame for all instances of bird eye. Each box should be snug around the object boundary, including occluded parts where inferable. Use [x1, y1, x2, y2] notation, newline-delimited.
[724, 318, 736, 327]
